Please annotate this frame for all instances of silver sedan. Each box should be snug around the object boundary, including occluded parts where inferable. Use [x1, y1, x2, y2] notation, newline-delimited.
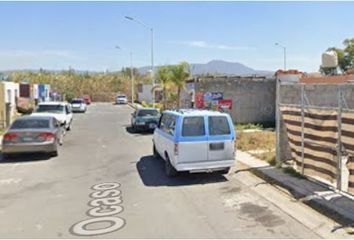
[2, 116, 63, 159]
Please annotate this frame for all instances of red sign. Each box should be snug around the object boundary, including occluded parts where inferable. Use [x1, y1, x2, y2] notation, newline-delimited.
[195, 92, 204, 109]
[218, 99, 232, 111]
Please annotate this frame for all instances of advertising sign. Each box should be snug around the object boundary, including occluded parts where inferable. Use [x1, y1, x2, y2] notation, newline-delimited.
[218, 99, 232, 111]
[195, 92, 204, 109]
[211, 92, 223, 101]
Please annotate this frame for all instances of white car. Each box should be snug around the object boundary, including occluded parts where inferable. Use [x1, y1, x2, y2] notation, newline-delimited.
[71, 98, 87, 113]
[31, 102, 73, 131]
[116, 95, 128, 104]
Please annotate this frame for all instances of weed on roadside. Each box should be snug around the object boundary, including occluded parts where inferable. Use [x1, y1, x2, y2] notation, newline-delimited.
[283, 167, 307, 179]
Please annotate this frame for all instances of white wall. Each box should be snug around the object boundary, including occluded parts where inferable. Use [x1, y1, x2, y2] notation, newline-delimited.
[32, 84, 39, 99]
[2, 81, 19, 115]
[138, 84, 153, 103]
[277, 74, 302, 82]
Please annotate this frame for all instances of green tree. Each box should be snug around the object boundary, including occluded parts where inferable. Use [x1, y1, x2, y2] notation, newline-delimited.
[155, 65, 173, 109]
[169, 62, 191, 108]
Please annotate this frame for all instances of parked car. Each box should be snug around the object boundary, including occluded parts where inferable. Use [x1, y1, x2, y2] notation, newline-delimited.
[2, 116, 63, 159]
[116, 94, 128, 104]
[82, 95, 92, 105]
[71, 98, 87, 113]
[131, 108, 160, 132]
[153, 109, 235, 177]
[31, 102, 73, 131]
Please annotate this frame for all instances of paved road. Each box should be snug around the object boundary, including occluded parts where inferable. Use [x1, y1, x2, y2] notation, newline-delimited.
[0, 103, 342, 238]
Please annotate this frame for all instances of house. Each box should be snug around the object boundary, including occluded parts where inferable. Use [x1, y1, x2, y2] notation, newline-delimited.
[137, 84, 161, 103]
[0, 81, 20, 128]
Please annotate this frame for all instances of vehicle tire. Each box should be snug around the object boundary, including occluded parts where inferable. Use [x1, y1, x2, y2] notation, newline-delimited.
[58, 135, 63, 146]
[132, 124, 137, 133]
[50, 151, 58, 157]
[2, 153, 10, 161]
[165, 156, 178, 177]
[153, 144, 160, 159]
[66, 122, 71, 131]
[220, 167, 230, 175]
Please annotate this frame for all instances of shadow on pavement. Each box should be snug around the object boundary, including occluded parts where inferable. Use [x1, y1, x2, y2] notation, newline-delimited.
[136, 155, 228, 187]
[125, 126, 153, 136]
[0, 152, 52, 163]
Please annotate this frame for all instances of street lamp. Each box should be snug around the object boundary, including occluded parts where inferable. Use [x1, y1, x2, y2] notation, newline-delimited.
[125, 15, 155, 105]
[275, 43, 287, 71]
[115, 46, 135, 104]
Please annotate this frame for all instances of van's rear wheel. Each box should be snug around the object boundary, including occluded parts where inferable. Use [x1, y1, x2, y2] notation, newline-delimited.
[220, 167, 230, 174]
[165, 156, 177, 177]
[2, 153, 10, 161]
[153, 145, 160, 159]
[50, 151, 58, 157]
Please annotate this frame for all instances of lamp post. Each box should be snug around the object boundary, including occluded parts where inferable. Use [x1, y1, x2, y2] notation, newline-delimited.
[125, 16, 155, 106]
[115, 46, 134, 104]
[275, 43, 287, 71]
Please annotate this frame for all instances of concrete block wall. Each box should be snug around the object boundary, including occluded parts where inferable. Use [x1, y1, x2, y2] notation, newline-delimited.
[195, 77, 276, 124]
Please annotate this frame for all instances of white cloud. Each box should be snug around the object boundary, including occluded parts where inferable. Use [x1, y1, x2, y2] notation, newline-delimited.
[181, 40, 256, 51]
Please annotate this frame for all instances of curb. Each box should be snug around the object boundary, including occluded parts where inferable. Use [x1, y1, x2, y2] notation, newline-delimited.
[127, 102, 137, 109]
[242, 161, 354, 228]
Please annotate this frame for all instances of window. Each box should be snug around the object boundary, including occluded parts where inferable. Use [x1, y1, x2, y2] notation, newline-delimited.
[208, 116, 230, 135]
[11, 119, 50, 129]
[137, 109, 159, 117]
[52, 118, 59, 128]
[159, 114, 176, 136]
[182, 117, 205, 137]
[35, 105, 64, 113]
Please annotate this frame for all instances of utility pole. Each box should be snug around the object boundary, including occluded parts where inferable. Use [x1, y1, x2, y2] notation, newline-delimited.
[125, 16, 155, 106]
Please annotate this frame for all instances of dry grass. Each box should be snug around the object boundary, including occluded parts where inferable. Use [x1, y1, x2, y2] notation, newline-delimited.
[236, 131, 276, 164]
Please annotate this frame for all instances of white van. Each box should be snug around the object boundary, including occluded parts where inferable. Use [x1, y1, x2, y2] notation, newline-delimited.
[153, 109, 236, 177]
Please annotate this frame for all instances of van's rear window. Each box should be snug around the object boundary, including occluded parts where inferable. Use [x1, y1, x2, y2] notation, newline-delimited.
[208, 116, 231, 135]
[182, 117, 205, 137]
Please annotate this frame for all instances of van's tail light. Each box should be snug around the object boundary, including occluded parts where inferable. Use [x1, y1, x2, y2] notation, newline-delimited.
[174, 143, 179, 156]
[39, 132, 55, 141]
[3, 133, 18, 142]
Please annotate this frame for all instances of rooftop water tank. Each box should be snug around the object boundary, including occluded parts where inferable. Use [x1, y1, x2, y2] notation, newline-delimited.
[322, 51, 338, 68]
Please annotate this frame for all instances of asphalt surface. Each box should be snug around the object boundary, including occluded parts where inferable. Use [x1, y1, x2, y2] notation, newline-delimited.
[0, 103, 336, 238]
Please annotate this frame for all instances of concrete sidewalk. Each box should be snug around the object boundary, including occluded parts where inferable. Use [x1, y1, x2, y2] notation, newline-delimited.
[236, 150, 354, 233]
[127, 102, 143, 109]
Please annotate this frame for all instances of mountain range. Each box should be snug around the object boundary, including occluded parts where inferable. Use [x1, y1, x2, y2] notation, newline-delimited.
[138, 60, 274, 76]
[0, 60, 274, 77]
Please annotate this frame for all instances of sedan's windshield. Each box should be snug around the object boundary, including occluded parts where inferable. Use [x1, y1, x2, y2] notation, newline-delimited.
[11, 119, 50, 129]
[117, 95, 126, 98]
[35, 105, 64, 113]
[137, 110, 159, 117]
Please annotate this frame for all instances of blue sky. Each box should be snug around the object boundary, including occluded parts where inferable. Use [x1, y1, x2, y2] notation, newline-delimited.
[0, 1, 353, 72]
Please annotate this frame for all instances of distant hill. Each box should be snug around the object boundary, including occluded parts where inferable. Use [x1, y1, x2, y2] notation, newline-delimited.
[1, 60, 274, 77]
[139, 60, 274, 77]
